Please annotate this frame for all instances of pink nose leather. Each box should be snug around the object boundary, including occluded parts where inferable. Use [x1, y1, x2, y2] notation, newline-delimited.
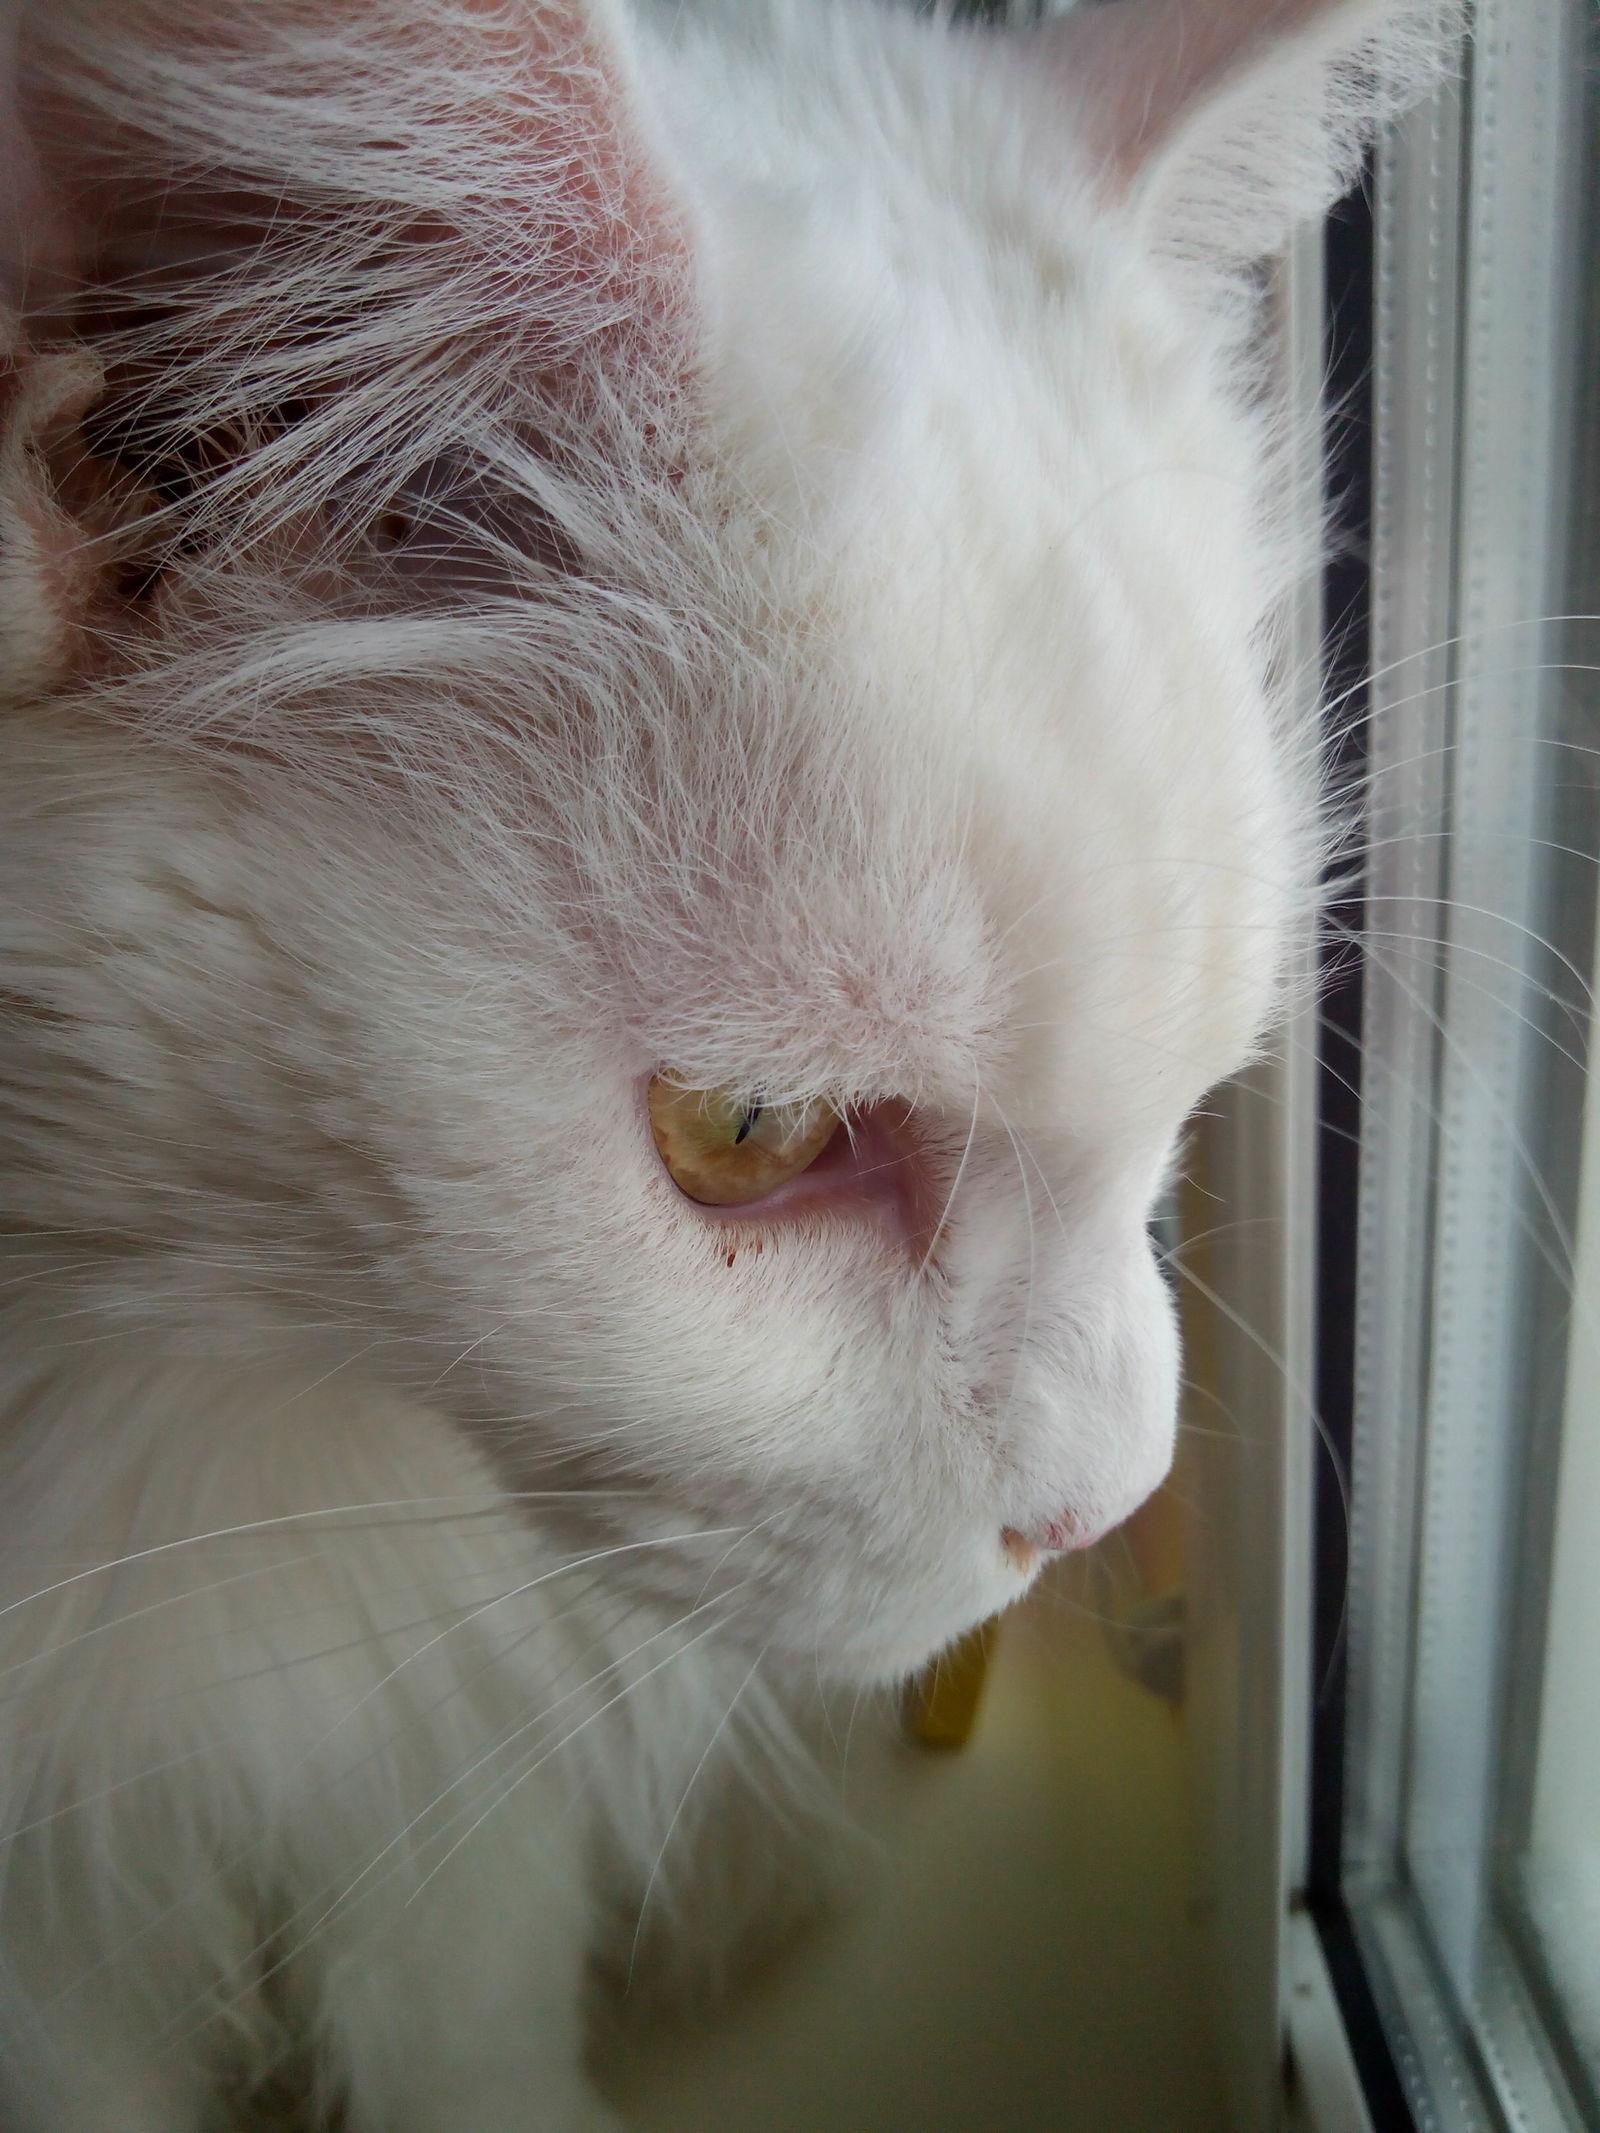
[1000, 1510, 1104, 1570]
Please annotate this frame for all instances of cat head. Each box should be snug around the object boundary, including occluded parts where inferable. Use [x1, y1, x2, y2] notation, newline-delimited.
[0, 0, 1456, 1675]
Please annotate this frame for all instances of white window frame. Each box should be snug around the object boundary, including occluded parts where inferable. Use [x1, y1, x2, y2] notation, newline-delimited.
[1185, 9, 1600, 2129]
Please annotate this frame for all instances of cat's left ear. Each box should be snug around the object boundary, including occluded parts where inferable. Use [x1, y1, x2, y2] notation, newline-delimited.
[1036, 0, 1461, 263]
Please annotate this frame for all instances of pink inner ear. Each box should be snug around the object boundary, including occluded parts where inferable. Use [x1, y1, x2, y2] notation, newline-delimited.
[3, 0, 698, 613]
[449, 0, 692, 373]
[16, 0, 691, 362]
[1033, 0, 1340, 180]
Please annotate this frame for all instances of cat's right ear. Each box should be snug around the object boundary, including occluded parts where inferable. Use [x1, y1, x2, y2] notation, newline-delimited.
[1035, 0, 1461, 267]
[0, 0, 696, 685]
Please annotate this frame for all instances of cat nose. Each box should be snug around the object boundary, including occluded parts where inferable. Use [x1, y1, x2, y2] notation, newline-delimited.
[1000, 1509, 1106, 1571]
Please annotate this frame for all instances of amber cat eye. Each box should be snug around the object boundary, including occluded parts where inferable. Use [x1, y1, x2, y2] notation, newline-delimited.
[647, 1078, 842, 1208]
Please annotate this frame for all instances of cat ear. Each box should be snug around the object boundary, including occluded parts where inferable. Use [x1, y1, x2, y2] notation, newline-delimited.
[10, 0, 685, 310]
[6, 0, 691, 598]
[1037, 0, 1460, 264]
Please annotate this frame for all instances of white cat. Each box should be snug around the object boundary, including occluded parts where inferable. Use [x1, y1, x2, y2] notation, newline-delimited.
[0, 2, 1455, 2127]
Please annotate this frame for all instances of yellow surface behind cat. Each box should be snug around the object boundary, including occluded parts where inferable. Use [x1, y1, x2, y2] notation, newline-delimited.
[603, 1553, 1226, 2133]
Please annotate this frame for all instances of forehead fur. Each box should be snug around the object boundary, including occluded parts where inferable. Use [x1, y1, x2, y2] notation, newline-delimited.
[607, 4, 1313, 1137]
[570, 551, 1302, 1150]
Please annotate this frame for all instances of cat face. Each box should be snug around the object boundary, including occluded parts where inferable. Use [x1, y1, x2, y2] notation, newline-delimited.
[1, 0, 1451, 1678]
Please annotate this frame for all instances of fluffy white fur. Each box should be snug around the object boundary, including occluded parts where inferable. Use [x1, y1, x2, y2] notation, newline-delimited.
[0, 1, 1456, 2126]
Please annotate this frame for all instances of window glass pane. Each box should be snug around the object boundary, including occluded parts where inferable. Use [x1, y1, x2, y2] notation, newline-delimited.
[1521, 967, 1600, 2095]
[1341, 2, 1600, 2125]
[1504, 36, 1600, 2090]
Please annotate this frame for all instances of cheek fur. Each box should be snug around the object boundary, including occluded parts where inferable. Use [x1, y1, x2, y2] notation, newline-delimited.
[431, 1082, 1181, 1673]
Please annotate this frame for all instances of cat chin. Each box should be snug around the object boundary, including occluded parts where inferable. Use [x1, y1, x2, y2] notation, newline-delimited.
[747, 1542, 1060, 1685]
[800, 1594, 1038, 1688]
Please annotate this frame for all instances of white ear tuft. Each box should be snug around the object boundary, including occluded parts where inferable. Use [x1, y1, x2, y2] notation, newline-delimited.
[0, 323, 158, 702]
[5, 0, 698, 609]
[1036, 0, 1463, 264]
